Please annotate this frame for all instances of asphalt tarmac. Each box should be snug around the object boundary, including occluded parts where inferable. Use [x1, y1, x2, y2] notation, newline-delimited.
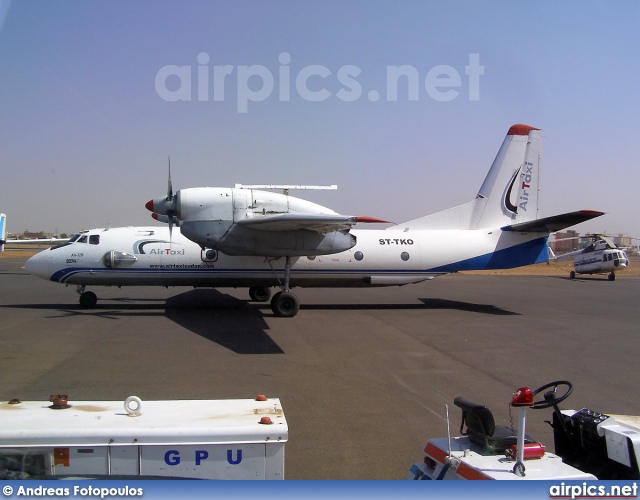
[1, 253, 639, 479]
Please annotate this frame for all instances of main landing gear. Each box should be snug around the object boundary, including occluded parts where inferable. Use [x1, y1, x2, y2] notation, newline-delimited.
[267, 256, 300, 318]
[77, 285, 97, 308]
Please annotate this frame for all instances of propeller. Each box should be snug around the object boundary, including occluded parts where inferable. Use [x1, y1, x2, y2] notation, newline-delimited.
[166, 158, 175, 241]
[145, 157, 178, 242]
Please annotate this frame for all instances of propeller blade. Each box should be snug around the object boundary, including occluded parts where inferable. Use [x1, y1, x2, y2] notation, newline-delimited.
[167, 156, 173, 201]
[146, 157, 177, 216]
[166, 158, 175, 249]
[148, 157, 178, 248]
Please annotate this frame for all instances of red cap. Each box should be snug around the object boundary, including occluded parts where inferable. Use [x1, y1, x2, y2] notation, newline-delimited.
[511, 387, 534, 407]
[507, 124, 540, 136]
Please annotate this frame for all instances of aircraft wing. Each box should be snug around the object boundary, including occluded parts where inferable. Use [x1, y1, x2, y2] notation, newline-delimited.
[502, 210, 604, 233]
[237, 214, 388, 234]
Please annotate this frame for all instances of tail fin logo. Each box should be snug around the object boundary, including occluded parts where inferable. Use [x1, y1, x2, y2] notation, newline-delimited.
[518, 162, 534, 212]
[501, 167, 521, 218]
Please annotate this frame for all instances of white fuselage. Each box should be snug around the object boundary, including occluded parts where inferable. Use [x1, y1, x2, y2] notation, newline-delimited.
[25, 225, 548, 288]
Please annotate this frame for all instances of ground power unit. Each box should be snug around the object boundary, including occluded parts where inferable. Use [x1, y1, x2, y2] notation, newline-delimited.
[0, 395, 287, 479]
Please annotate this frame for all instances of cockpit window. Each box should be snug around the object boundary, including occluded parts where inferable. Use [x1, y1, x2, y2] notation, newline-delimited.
[77, 235, 88, 244]
[89, 235, 100, 245]
[68, 234, 81, 243]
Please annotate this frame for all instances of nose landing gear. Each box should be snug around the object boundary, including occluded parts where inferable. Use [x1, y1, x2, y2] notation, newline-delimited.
[77, 285, 98, 308]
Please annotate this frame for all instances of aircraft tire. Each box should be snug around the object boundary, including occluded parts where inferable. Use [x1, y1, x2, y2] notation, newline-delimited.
[271, 291, 299, 318]
[79, 291, 98, 308]
[249, 286, 272, 302]
[569, 271, 575, 279]
[608, 272, 616, 281]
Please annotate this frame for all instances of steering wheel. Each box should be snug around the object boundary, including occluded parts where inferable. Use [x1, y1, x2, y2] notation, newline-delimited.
[530, 380, 573, 409]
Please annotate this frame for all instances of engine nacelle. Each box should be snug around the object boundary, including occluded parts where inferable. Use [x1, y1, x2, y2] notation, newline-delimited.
[173, 187, 353, 256]
[175, 187, 233, 221]
[181, 221, 356, 257]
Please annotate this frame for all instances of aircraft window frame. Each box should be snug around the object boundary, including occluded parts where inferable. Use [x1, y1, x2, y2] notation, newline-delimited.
[68, 234, 81, 243]
[77, 235, 88, 244]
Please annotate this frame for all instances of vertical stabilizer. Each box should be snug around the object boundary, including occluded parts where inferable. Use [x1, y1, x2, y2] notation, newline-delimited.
[0, 213, 6, 252]
[395, 124, 542, 231]
[513, 128, 541, 223]
[469, 124, 542, 229]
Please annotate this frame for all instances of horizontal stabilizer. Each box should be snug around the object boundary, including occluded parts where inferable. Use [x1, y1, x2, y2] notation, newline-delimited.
[502, 210, 604, 233]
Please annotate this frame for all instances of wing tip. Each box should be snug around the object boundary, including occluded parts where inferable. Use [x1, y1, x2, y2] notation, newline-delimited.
[355, 216, 392, 224]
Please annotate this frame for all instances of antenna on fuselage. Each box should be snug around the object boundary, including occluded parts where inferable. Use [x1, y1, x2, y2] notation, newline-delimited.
[234, 184, 338, 196]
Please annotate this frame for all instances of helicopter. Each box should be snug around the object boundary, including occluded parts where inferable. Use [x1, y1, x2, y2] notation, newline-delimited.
[551, 234, 630, 280]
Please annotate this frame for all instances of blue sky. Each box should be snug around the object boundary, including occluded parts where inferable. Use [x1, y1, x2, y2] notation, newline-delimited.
[1, 1, 638, 238]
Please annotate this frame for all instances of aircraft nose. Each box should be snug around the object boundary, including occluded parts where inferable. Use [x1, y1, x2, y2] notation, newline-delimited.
[24, 249, 51, 280]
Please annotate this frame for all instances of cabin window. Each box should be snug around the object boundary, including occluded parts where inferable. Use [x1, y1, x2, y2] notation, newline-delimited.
[354, 251, 364, 261]
[89, 235, 100, 245]
[401, 252, 410, 261]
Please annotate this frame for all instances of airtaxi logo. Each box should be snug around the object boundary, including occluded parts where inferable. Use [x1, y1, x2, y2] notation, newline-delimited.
[518, 162, 535, 212]
[155, 52, 484, 113]
[148, 248, 185, 255]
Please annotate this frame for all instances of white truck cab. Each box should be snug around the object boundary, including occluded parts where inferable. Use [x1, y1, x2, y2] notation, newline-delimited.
[0, 395, 287, 480]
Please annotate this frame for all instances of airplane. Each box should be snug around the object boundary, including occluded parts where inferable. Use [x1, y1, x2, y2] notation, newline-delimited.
[552, 234, 630, 280]
[24, 124, 604, 316]
[0, 213, 67, 253]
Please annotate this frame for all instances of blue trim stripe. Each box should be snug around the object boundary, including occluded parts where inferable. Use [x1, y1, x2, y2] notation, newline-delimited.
[428, 237, 548, 272]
